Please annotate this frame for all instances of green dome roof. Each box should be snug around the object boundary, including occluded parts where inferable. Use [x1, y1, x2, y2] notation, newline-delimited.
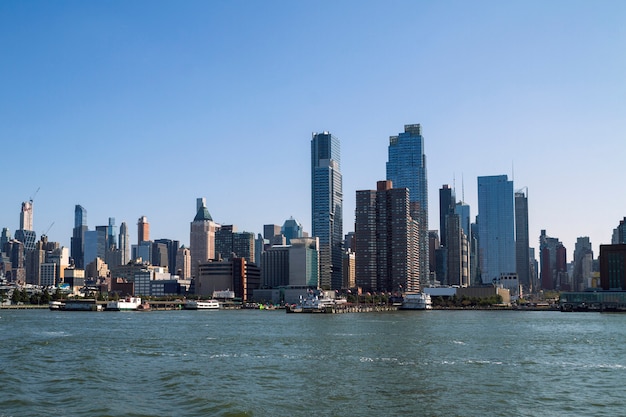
[194, 205, 213, 222]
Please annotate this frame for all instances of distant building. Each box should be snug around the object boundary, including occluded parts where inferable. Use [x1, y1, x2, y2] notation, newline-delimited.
[261, 245, 289, 288]
[175, 246, 191, 279]
[190, 199, 219, 278]
[573, 237, 593, 291]
[386, 124, 429, 288]
[215, 225, 255, 263]
[263, 224, 281, 242]
[612, 217, 626, 244]
[439, 185, 455, 248]
[355, 180, 419, 293]
[477, 175, 515, 285]
[540, 229, 568, 291]
[599, 244, 626, 290]
[137, 216, 150, 244]
[71, 205, 88, 268]
[118, 221, 129, 265]
[515, 189, 531, 292]
[196, 258, 260, 302]
[311, 131, 343, 290]
[281, 217, 303, 244]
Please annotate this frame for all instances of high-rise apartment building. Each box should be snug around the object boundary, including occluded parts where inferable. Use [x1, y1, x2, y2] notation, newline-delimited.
[137, 216, 150, 244]
[215, 225, 255, 263]
[190, 199, 219, 278]
[119, 222, 129, 265]
[355, 180, 420, 293]
[15, 200, 36, 251]
[515, 189, 531, 292]
[20, 201, 33, 231]
[386, 124, 428, 288]
[477, 175, 515, 285]
[311, 131, 343, 290]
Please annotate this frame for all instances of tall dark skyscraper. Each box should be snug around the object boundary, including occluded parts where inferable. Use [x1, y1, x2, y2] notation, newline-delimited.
[386, 124, 429, 288]
[515, 189, 531, 292]
[71, 204, 88, 268]
[439, 185, 455, 248]
[311, 131, 343, 290]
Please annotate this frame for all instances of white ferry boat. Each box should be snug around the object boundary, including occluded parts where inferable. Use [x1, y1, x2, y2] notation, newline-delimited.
[106, 297, 142, 311]
[184, 299, 220, 310]
[400, 293, 432, 310]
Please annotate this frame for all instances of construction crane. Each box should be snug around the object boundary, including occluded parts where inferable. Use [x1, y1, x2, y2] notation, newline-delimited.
[42, 221, 55, 238]
[29, 187, 40, 204]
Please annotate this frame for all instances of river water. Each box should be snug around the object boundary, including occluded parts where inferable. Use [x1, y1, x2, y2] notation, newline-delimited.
[1, 308, 624, 416]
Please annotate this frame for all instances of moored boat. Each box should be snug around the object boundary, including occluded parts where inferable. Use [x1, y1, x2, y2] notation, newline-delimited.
[400, 293, 432, 310]
[106, 297, 142, 311]
[184, 299, 220, 310]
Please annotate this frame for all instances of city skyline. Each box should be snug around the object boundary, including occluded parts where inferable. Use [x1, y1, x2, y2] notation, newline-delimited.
[2, 1, 625, 260]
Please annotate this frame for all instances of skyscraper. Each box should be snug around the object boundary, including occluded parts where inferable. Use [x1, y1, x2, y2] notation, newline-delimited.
[439, 184, 455, 248]
[311, 131, 343, 290]
[540, 229, 568, 290]
[515, 189, 531, 292]
[477, 175, 515, 284]
[355, 180, 420, 293]
[137, 216, 150, 244]
[19, 201, 33, 231]
[71, 205, 87, 268]
[573, 236, 593, 291]
[281, 217, 303, 244]
[386, 124, 428, 288]
[190, 198, 219, 278]
[119, 221, 129, 265]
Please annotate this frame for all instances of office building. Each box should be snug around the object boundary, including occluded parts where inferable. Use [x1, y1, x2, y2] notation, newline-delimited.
[386, 124, 428, 288]
[137, 216, 149, 244]
[196, 258, 260, 302]
[477, 175, 515, 285]
[190, 199, 219, 278]
[539, 229, 568, 290]
[355, 180, 420, 293]
[600, 244, 626, 290]
[281, 217, 303, 244]
[311, 131, 343, 290]
[612, 217, 626, 244]
[439, 185, 455, 248]
[71, 205, 88, 268]
[176, 246, 191, 279]
[261, 245, 290, 288]
[515, 189, 531, 292]
[573, 237, 593, 291]
[215, 225, 255, 264]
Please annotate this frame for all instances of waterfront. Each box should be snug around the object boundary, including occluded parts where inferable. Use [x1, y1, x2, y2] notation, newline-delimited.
[1, 309, 625, 417]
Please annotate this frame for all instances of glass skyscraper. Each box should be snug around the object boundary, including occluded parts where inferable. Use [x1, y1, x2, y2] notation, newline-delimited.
[386, 124, 429, 288]
[311, 131, 343, 290]
[477, 175, 515, 284]
[71, 204, 88, 268]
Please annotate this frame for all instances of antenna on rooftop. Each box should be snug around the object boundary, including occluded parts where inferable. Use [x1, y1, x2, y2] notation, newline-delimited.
[461, 173, 465, 204]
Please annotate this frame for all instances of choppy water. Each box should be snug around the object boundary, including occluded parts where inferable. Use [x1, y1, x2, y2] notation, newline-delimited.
[1, 309, 625, 416]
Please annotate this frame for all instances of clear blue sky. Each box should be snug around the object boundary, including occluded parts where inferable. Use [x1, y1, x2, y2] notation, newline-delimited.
[1, 0, 625, 260]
